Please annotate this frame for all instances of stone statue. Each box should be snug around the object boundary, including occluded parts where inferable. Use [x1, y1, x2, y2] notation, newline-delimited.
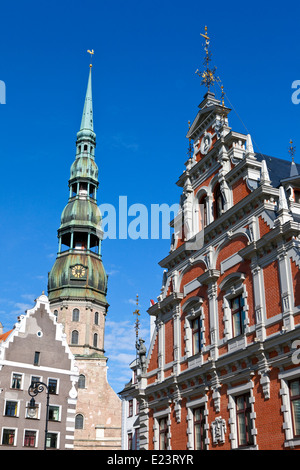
[136, 338, 147, 373]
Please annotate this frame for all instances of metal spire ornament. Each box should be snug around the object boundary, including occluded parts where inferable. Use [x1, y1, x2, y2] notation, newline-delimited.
[133, 294, 140, 342]
[289, 140, 296, 162]
[195, 26, 220, 91]
[187, 120, 193, 159]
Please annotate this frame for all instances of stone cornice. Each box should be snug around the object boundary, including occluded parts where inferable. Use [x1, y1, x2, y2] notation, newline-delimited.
[147, 292, 184, 317]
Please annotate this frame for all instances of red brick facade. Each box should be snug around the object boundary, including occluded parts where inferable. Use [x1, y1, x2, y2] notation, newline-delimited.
[134, 91, 300, 450]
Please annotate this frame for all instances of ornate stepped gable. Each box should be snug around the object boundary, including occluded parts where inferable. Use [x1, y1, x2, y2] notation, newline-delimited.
[133, 29, 300, 451]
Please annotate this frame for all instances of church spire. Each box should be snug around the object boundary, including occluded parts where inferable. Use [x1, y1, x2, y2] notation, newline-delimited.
[80, 64, 94, 132]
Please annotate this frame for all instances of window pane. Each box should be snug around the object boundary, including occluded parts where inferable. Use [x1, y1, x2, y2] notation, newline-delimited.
[72, 308, 80, 321]
[12, 373, 22, 389]
[291, 380, 300, 397]
[292, 399, 300, 435]
[237, 413, 247, 445]
[78, 374, 85, 389]
[233, 313, 242, 336]
[49, 406, 60, 421]
[24, 430, 36, 447]
[2, 429, 15, 445]
[231, 297, 240, 311]
[46, 433, 58, 449]
[48, 379, 57, 394]
[5, 401, 17, 416]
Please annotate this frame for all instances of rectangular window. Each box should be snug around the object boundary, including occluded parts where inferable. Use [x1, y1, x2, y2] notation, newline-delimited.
[128, 400, 133, 417]
[231, 295, 245, 337]
[290, 378, 300, 437]
[46, 432, 58, 449]
[48, 379, 58, 395]
[159, 417, 168, 450]
[192, 317, 201, 355]
[5, 401, 18, 417]
[128, 432, 133, 450]
[24, 430, 37, 447]
[2, 428, 16, 446]
[236, 393, 254, 447]
[31, 376, 41, 386]
[48, 405, 60, 422]
[33, 351, 40, 366]
[194, 406, 206, 450]
[11, 373, 22, 389]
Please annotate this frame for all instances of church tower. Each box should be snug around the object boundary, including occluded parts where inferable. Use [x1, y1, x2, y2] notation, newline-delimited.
[48, 62, 121, 450]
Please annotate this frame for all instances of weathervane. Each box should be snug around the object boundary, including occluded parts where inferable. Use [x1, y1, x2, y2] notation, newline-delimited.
[195, 26, 220, 91]
[289, 140, 296, 161]
[133, 294, 140, 341]
[87, 49, 94, 67]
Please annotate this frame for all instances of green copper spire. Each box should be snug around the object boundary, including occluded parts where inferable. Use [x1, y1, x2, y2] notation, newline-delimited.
[80, 65, 94, 132]
[48, 64, 107, 307]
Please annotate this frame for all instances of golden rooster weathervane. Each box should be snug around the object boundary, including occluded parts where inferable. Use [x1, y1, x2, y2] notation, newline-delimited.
[87, 49, 94, 67]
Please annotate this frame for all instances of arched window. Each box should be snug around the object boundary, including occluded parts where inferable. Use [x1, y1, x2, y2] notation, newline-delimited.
[72, 308, 80, 322]
[199, 195, 207, 230]
[94, 312, 99, 325]
[75, 414, 84, 429]
[93, 333, 98, 348]
[214, 183, 224, 219]
[71, 330, 79, 344]
[78, 374, 86, 389]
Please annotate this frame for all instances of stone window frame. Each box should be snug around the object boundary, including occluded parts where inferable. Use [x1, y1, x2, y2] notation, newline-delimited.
[183, 297, 205, 360]
[186, 395, 209, 450]
[1, 427, 18, 446]
[11, 371, 24, 390]
[278, 366, 300, 448]
[23, 428, 39, 448]
[219, 273, 250, 350]
[227, 380, 257, 450]
[153, 407, 171, 450]
[4, 399, 20, 417]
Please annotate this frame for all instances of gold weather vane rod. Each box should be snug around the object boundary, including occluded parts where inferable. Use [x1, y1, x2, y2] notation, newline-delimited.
[195, 26, 220, 92]
[289, 140, 296, 161]
[87, 49, 94, 67]
[133, 294, 140, 340]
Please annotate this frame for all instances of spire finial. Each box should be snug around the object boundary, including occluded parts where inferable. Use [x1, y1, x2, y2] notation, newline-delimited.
[133, 294, 140, 340]
[87, 49, 94, 68]
[195, 26, 219, 91]
[289, 139, 296, 162]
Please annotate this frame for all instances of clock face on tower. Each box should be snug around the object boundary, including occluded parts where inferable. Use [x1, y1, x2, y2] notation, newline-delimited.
[71, 265, 86, 279]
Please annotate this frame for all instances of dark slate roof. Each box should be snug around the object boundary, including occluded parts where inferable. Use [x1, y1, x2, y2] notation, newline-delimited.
[255, 153, 300, 188]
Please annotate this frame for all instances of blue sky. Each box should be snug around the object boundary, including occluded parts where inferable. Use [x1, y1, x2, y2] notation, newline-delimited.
[0, 0, 300, 392]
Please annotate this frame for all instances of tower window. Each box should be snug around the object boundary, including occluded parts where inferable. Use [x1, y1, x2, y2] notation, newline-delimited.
[75, 414, 84, 429]
[93, 333, 98, 348]
[71, 330, 79, 344]
[84, 145, 88, 151]
[72, 308, 80, 322]
[78, 374, 86, 389]
[94, 312, 99, 325]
